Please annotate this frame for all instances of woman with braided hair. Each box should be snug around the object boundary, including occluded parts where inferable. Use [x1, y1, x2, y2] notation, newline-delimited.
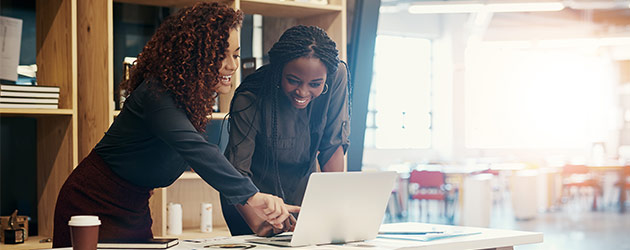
[222, 25, 351, 236]
[52, 3, 297, 247]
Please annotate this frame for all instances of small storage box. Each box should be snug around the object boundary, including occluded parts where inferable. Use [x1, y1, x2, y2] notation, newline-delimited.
[0, 215, 28, 242]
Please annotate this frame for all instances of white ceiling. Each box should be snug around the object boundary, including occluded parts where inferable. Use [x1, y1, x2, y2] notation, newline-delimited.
[379, 0, 630, 40]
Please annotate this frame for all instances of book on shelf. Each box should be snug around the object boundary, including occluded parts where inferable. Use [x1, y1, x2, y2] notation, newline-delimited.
[294, 0, 328, 4]
[0, 16, 22, 82]
[0, 84, 60, 93]
[97, 238, 179, 249]
[0, 97, 58, 104]
[0, 103, 58, 109]
[0, 91, 60, 98]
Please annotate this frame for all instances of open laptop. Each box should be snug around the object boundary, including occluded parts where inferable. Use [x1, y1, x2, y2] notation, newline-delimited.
[247, 171, 397, 247]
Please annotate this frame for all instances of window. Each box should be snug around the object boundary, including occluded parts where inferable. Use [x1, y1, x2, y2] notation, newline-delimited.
[365, 35, 433, 149]
[465, 43, 617, 148]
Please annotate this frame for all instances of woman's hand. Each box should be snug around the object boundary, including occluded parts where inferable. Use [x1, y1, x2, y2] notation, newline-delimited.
[247, 192, 300, 229]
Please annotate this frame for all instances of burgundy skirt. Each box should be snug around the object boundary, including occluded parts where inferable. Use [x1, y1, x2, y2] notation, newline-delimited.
[53, 150, 153, 248]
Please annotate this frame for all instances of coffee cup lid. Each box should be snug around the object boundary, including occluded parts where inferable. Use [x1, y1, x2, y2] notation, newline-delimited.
[68, 215, 101, 226]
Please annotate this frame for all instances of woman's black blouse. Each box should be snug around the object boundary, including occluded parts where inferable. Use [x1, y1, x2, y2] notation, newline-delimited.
[94, 80, 258, 205]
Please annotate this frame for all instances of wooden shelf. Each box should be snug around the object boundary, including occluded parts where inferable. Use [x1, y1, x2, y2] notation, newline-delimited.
[165, 226, 231, 239]
[0, 236, 53, 250]
[0, 108, 73, 116]
[114, 111, 225, 119]
[114, 109, 224, 118]
[211, 112, 229, 121]
[241, 0, 342, 18]
[113, 0, 233, 8]
[0, 228, 230, 250]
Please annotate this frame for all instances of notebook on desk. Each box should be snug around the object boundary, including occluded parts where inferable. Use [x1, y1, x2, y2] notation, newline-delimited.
[97, 238, 178, 249]
[247, 171, 397, 247]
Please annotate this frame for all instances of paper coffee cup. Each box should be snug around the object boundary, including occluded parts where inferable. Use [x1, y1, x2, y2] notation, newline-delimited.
[68, 215, 100, 250]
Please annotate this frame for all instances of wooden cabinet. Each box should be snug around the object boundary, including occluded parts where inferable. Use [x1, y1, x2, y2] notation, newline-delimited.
[2, 0, 346, 247]
[0, 0, 78, 243]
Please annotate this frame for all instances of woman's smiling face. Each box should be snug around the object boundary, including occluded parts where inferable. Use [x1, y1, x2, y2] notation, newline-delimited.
[280, 57, 327, 109]
[217, 29, 240, 94]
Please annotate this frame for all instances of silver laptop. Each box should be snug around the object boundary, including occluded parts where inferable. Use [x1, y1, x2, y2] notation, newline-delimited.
[247, 171, 397, 247]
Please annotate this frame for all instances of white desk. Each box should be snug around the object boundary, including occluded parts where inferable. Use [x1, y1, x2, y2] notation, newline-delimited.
[48, 222, 543, 250]
[373, 223, 541, 249]
[179, 223, 541, 250]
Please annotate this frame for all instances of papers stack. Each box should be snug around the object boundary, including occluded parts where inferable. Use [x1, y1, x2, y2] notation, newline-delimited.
[377, 230, 481, 242]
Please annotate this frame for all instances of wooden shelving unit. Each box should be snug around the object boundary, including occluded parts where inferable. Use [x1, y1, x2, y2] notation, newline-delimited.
[0, 109, 74, 116]
[2, 1, 346, 248]
[0, 1, 78, 249]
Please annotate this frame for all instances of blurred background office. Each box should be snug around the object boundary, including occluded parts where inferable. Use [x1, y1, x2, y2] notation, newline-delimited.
[1, 0, 630, 249]
[350, 1, 630, 249]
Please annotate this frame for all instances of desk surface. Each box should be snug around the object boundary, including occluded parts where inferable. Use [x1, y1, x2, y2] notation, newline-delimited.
[184, 223, 541, 250]
[45, 222, 543, 250]
[371, 222, 542, 250]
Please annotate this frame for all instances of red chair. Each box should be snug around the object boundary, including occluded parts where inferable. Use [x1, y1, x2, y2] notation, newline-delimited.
[408, 170, 451, 221]
[560, 165, 601, 210]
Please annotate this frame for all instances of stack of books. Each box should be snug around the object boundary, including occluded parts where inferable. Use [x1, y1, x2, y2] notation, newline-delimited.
[0, 84, 60, 109]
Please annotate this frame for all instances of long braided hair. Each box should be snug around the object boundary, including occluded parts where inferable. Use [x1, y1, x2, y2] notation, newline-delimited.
[228, 25, 340, 199]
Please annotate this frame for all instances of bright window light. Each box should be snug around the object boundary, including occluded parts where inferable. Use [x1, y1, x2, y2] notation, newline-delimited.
[486, 2, 564, 12]
[409, 2, 483, 14]
[366, 35, 433, 149]
[465, 44, 616, 149]
[408, 1, 564, 14]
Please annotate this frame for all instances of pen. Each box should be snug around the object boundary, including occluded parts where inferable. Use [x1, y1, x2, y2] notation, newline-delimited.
[378, 231, 444, 235]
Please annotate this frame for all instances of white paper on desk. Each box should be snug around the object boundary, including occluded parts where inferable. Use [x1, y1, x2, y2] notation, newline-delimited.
[0, 16, 22, 82]
[377, 231, 481, 242]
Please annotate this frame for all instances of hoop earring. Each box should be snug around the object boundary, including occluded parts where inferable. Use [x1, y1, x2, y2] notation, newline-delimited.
[322, 84, 329, 94]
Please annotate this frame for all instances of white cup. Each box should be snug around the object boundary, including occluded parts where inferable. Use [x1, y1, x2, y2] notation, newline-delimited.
[167, 203, 182, 235]
[200, 203, 213, 233]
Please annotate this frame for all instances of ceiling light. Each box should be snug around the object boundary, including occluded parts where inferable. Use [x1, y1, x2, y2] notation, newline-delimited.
[565, 0, 630, 9]
[408, 1, 483, 14]
[486, 2, 565, 12]
[408, 1, 565, 14]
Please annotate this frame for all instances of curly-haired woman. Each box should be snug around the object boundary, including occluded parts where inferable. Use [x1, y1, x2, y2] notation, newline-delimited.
[52, 3, 298, 247]
[221, 25, 351, 236]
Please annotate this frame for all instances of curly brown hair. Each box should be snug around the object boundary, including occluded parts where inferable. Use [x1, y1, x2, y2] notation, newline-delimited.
[121, 2, 243, 133]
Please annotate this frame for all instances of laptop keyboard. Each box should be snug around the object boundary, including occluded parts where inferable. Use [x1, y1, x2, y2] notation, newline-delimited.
[270, 236, 292, 242]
